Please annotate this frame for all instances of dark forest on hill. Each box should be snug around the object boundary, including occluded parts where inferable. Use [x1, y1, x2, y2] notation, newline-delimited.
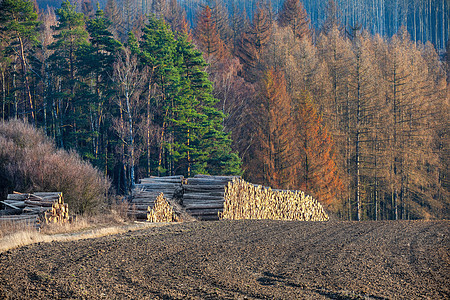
[1, 0, 449, 220]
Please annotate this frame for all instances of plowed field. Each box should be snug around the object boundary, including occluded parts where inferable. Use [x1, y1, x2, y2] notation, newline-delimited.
[0, 220, 448, 299]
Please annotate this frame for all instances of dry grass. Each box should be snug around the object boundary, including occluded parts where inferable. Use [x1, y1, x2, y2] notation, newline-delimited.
[220, 178, 329, 221]
[0, 201, 160, 253]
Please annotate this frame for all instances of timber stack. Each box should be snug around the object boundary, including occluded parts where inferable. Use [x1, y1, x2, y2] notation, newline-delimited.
[129, 176, 184, 221]
[147, 193, 177, 222]
[220, 178, 329, 221]
[0, 192, 70, 228]
[183, 175, 239, 221]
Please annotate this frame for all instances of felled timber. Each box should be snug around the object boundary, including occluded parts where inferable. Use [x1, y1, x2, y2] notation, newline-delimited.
[221, 179, 329, 221]
[181, 175, 238, 221]
[0, 192, 70, 227]
[129, 176, 184, 221]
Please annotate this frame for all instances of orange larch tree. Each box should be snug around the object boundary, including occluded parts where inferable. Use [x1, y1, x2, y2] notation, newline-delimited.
[245, 67, 295, 189]
[293, 92, 343, 211]
[194, 5, 227, 65]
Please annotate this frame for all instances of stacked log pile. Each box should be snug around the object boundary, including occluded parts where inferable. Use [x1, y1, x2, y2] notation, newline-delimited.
[0, 192, 70, 227]
[220, 179, 329, 221]
[147, 193, 177, 222]
[133, 175, 327, 222]
[129, 176, 183, 221]
[183, 175, 238, 221]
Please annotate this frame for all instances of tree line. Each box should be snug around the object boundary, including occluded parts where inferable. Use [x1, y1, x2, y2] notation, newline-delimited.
[1, 0, 448, 220]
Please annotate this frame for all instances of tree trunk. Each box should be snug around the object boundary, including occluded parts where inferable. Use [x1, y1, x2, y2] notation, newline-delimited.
[18, 36, 35, 123]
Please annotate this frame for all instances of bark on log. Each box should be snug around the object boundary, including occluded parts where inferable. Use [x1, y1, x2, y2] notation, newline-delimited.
[182, 200, 225, 206]
[1, 201, 21, 210]
[24, 200, 54, 207]
[140, 178, 183, 184]
[147, 175, 184, 179]
[186, 178, 232, 185]
[32, 192, 62, 197]
[182, 185, 227, 191]
[184, 203, 224, 209]
[0, 208, 23, 216]
[135, 183, 181, 189]
[7, 194, 29, 201]
[182, 194, 225, 201]
[193, 174, 239, 180]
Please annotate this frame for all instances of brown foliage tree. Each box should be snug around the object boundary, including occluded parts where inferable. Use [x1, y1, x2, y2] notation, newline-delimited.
[278, 0, 311, 41]
[194, 5, 227, 65]
[245, 68, 294, 189]
[236, 3, 272, 82]
[293, 92, 343, 210]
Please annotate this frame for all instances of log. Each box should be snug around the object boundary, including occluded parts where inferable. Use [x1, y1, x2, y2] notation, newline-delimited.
[140, 178, 183, 184]
[184, 203, 224, 210]
[29, 195, 60, 201]
[0, 208, 23, 216]
[3, 200, 27, 208]
[32, 192, 62, 197]
[132, 191, 174, 197]
[7, 194, 29, 201]
[147, 175, 184, 179]
[186, 178, 233, 185]
[183, 194, 225, 201]
[24, 200, 54, 207]
[23, 206, 49, 213]
[1, 201, 21, 210]
[193, 175, 239, 180]
[0, 214, 39, 221]
[182, 200, 225, 206]
[135, 183, 181, 189]
[182, 185, 227, 192]
[132, 198, 170, 203]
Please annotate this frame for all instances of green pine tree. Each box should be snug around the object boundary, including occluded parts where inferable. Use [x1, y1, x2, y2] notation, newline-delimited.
[48, 0, 89, 149]
[0, 0, 40, 122]
[138, 16, 241, 177]
[77, 7, 122, 170]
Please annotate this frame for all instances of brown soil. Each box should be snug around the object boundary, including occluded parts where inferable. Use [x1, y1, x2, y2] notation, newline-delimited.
[0, 220, 448, 299]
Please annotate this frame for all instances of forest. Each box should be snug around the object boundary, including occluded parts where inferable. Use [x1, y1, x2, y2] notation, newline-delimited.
[0, 0, 449, 220]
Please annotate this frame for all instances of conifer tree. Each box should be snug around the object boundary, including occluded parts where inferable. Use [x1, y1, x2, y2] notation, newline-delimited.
[206, 0, 232, 44]
[78, 7, 122, 167]
[236, 3, 272, 82]
[246, 67, 293, 188]
[48, 0, 89, 148]
[278, 0, 311, 41]
[194, 5, 227, 65]
[293, 91, 343, 210]
[0, 0, 40, 123]
[138, 15, 241, 177]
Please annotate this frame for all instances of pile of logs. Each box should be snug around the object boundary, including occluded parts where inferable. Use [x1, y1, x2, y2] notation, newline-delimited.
[0, 192, 70, 228]
[147, 193, 177, 222]
[129, 176, 183, 221]
[131, 175, 328, 222]
[183, 175, 238, 221]
[220, 178, 329, 221]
